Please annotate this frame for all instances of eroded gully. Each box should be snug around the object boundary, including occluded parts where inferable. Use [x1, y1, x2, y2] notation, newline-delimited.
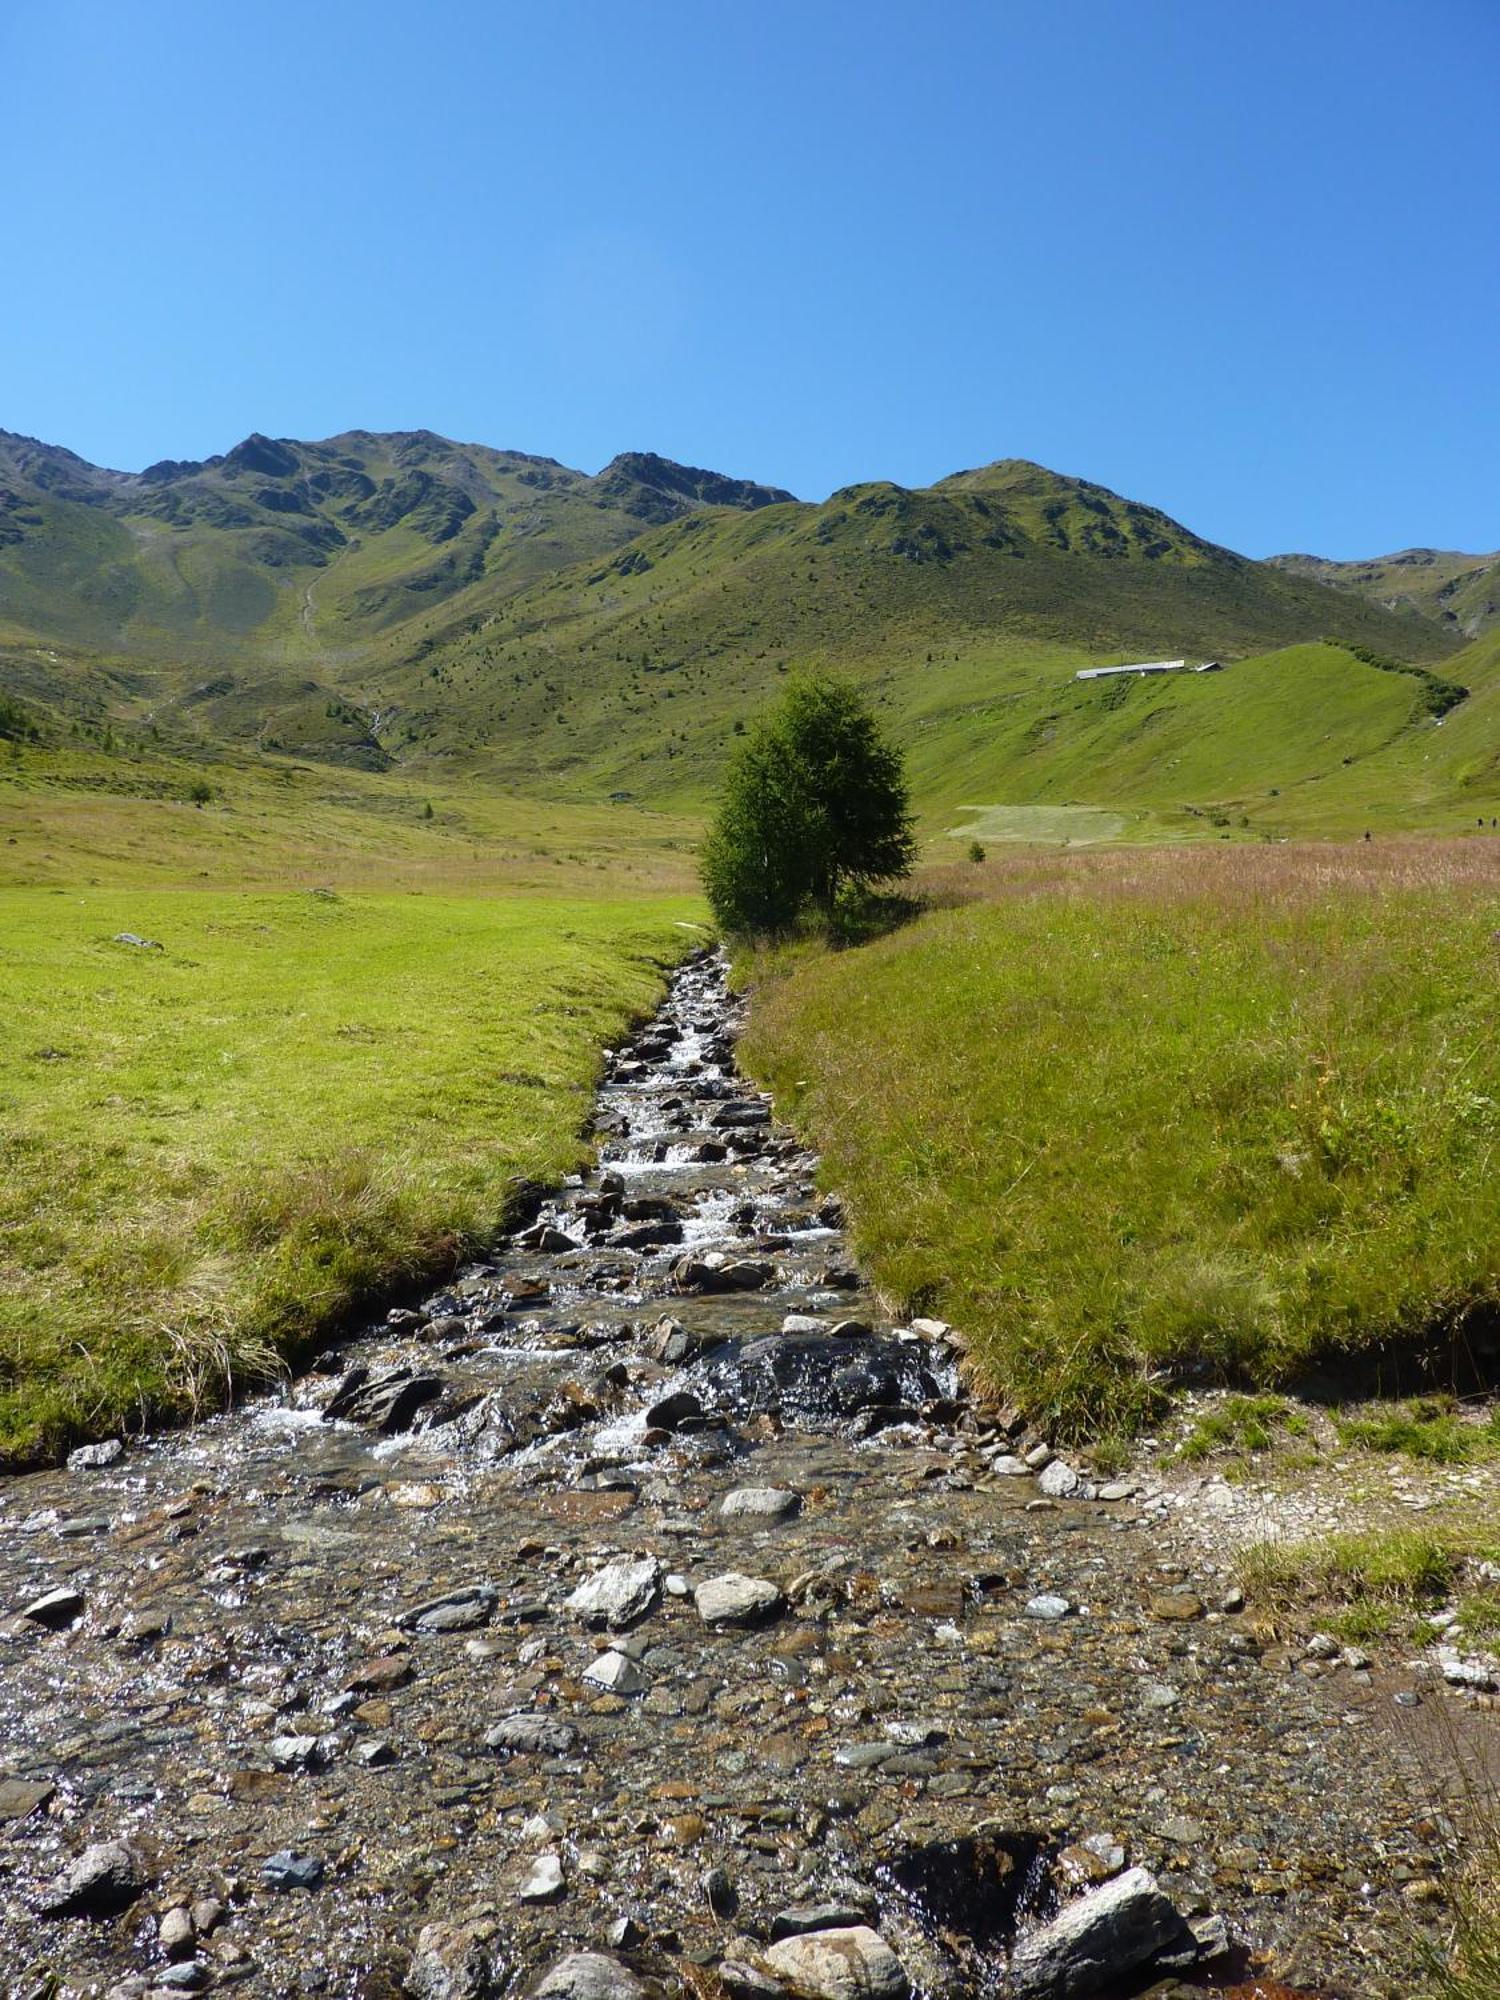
[0, 952, 1449, 1999]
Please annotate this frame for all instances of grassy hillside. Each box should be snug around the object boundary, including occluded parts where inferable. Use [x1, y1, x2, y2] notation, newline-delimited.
[742, 840, 1500, 1439]
[397, 460, 1456, 803]
[0, 886, 696, 1466]
[0, 427, 794, 768]
[926, 640, 1489, 845]
[1271, 546, 1500, 641]
[3, 435, 1461, 809]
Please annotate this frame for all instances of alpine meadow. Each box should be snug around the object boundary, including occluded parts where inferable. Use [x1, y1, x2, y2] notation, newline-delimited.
[4, 5, 1500, 1989]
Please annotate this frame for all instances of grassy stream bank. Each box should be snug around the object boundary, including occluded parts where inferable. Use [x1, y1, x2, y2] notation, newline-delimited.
[739, 840, 1500, 1440]
[0, 887, 696, 1465]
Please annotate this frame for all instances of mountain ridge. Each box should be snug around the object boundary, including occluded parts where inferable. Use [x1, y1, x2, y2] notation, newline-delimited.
[1267, 545, 1500, 640]
[0, 424, 1475, 809]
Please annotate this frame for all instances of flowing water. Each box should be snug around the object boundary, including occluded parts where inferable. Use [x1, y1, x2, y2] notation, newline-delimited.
[0, 952, 1437, 1997]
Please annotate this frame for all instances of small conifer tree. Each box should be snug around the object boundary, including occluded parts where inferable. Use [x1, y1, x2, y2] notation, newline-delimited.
[701, 675, 915, 935]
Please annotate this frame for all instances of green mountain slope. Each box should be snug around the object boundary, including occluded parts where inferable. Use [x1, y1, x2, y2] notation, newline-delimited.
[1268, 547, 1500, 640]
[1, 434, 1485, 835]
[0, 427, 793, 670]
[379, 459, 1457, 798]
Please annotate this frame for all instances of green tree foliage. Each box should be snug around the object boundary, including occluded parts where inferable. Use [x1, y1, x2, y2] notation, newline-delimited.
[701, 675, 916, 934]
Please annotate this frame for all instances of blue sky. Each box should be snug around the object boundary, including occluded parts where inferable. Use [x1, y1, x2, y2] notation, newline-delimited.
[1, 0, 1494, 558]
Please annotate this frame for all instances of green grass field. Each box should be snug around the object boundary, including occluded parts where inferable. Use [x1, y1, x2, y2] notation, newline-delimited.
[0, 885, 696, 1465]
[741, 840, 1500, 1439]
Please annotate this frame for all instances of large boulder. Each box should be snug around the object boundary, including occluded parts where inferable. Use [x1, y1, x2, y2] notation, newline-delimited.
[1007, 1867, 1184, 1998]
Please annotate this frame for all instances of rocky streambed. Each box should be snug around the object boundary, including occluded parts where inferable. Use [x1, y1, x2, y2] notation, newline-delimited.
[0, 952, 1466, 1999]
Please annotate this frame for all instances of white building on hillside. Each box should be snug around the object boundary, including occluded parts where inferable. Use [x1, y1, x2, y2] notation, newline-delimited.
[1074, 658, 1224, 681]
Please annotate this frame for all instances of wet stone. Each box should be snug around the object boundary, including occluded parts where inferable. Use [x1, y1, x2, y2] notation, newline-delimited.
[18, 1584, 85, 1626]
[406, 1917, 509, 1999]
[401, 1583, 499, 1633]
[0, 949, 1458, 2000]
[484, 1714, 581, 1756]
[68, 1437, 125, 1470]
[1149, 1592, 1206, 1623]
[39, 1838, 149, 1917]
[0, 1776, 55, 1820]
[695, 1573, 785, 1627]
[565, 1555, 662, 1630]
[344, 1653, 414, 1692]
[720, 1487, 802, 1522]
[531, 1952, 646, 2000]
[262, 1849, 325, 1892]
[763, 1926, 909, 2000]
[1008, 1867, 1187, 1998]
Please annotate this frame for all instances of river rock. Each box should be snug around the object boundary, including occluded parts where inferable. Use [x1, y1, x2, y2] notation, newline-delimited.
[68, 1438, 124, 1471]
[159, 1905, 195, 1958]
[485, 1714, 581, 1756]
[400, 1584, 498, 1633]
[1007, 1866, 1184, 1998]
[720, 1487, 802, 1521]
[531, 1952, 646, 2000]
[269, 1733, 329, 1771]
[19, 1585, 85, 1627]
[695, 1573, 785, 1626]
[1148, 1591, 1205, 1622]
[1037, 1460, 1087, 1499]
[517, 1851, 566, 1903]
[261, 1850, 325, 1891]
[406, 1916, 510, 1999]
[647, 1316, 703, 1364]
[565, 1555, 662, 1629]
[582, 1649, 645, 1694]
[672, 1254, 775, 1294]
[764, 1925, 909, 1999]
[771, 1903, 875, 1940]
[39, 1838, 149, 1917]
[644, 1390, 703, 1432]
[516, 1224, 581, 1253]
[0, 1778, 55, 1821]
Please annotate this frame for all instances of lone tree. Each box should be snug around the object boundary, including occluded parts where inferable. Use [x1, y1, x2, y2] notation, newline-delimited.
[701, 674, 916, 935]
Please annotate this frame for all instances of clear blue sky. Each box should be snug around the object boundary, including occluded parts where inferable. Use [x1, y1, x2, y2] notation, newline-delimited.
[2, 0, 1494, 558]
